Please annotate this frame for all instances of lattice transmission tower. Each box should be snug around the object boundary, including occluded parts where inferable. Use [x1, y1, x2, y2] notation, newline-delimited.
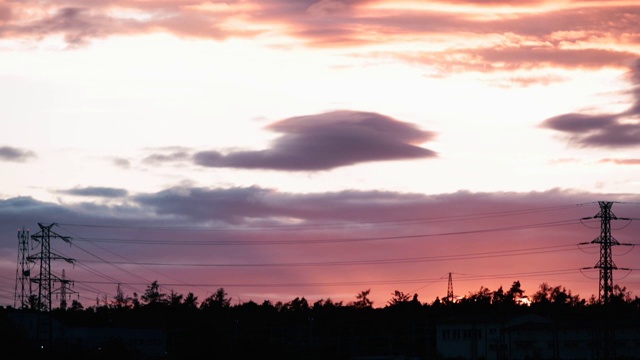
[14, 227, 31, 309]
[27, 223, 75, 311]
[581, 201, 631, 304]
[54, 269, 77, 310]
[446, 272, 454, 303]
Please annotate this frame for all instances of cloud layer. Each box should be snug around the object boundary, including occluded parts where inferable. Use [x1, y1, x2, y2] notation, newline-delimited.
[1, 1, 638, 74]
[194, 110, 436, 171]
[2, 186, 639, 307]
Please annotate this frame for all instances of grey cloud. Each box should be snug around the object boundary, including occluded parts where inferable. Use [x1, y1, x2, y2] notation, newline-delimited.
[18, 7, 118, 47]
[112, 157, 131, 169]
[194, 110, 436, 171]
[542, 114, 640, 148]
[133, 186, 277, 224]
[143, 150, 192, 165]
[3, 186, 639, 241]
[0, 146, 36, 162]
[540, 59, 640, 148]
[131, 185, 622, 227]
[0, 196, 83, 229]
[541, 114, 617, 133]
[58, 186, 128, 198]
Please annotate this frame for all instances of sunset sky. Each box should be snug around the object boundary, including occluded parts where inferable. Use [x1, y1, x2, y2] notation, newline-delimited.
[1, 0, 640, 308]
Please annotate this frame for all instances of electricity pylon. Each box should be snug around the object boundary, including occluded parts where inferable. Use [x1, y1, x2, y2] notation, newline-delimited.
[581, 201, 631, 304]
[14, 227, 31, 309]
[26, 223, 75, 349]
[53, 269, 77, 310]
[446, 272, 454, 303]
[27, 223, 75, 311]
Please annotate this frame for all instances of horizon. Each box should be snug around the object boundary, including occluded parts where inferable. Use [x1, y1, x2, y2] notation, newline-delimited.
[1, 0, 640, 309]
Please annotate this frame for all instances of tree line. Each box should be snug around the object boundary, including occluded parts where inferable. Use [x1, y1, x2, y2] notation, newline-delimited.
[16, 279, 640, 312]
[3, 280, 639, 359]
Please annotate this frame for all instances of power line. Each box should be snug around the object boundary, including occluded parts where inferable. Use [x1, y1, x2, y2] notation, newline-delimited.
[67, 218, 586, 246]
[56, 202, 592, 232]
[58, 225, 233, 296]
[48, 238, 149, 297]
[73, 244, 590, 268]
[67, 268, 582, 289]
[67, 242, 152, 285]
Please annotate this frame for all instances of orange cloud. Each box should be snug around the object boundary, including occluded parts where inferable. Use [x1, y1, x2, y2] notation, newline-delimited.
[1, 1, 637, 75]
[599, 158, 640, 165]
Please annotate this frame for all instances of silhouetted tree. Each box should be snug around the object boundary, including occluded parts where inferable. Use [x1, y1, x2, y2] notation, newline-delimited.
[169, 290, 183, 307]
[183, 292, 199, 308]
[506, 280, 524, 304]
[141, 280, 168, 306]
[350, 289, 374, 308]
[387, 290, 412, 306]
[466, 286, 492, 304]
[113, 283, 130, 308]
[313, 298, 343, 310]
[550, 285, 571, 305]
[70, 299, 83, 311]
[611, 284, 632, 304]
[313, 299, 325, 308]
[274, 301, 284, 312]
[492, 286, 505, 304]
[283, 297, 310, 312]
[132, 292, 140, 308]
[200, 287, 231, 310]
[532, 282, 553, 304]
[532, 282, 581, 305]
[27, 294, 43, 311]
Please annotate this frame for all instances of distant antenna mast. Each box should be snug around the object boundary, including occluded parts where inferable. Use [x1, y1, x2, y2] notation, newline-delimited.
[446, 272, 454, 303]
[14, 227, 31, 309]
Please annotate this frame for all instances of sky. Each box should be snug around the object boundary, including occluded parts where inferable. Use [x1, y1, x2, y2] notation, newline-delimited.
[1, 0, 640, 309]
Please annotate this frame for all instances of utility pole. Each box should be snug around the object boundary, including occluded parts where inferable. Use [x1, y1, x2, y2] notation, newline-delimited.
[14, 227, 31, 309]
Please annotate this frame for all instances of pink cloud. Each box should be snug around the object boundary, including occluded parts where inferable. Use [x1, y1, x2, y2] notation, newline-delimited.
[599, 158, 640, 165]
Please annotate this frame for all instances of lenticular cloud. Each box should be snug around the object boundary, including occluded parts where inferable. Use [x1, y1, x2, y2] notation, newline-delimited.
[541, 59, 640, 149]
[194, 110, 437, 171]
